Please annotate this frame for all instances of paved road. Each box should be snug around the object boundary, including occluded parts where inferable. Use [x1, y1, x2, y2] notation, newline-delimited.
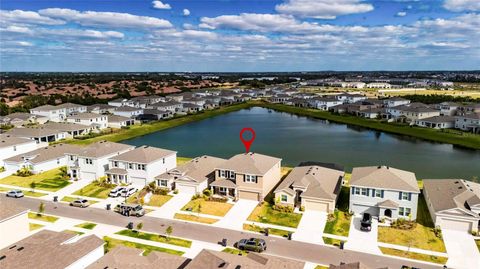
[6, 197, 441, 269]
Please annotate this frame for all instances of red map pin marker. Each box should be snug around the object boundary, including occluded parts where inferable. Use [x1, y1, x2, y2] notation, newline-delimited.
[240, 127, 256, 153]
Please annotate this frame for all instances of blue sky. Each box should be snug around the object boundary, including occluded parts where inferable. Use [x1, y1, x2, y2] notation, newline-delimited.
[1, 0, 479, 71]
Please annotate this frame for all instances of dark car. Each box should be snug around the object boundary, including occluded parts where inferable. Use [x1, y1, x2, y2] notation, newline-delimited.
[360, 212, 372, 231]
[236, 238, 267, 252]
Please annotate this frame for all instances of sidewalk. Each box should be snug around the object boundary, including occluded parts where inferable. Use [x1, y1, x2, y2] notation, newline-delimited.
[0, 183, 51, 194]
[244, 220, 297, 232]
[147, 193, 192, 219]
[378, 242, 448, 257]
[42, 179, 93, 201]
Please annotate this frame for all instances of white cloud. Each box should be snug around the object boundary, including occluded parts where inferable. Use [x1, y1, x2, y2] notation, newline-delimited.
[152, 1, 171, 10]
[275, 0, 374, 19]
[0, 10, 65, 25]
[183, 9, 191, 16]
[443, 0, 480, 12]
[397, 11, 407, 17]
[1, 25, 34, 34]
[38, 8, 172, 29]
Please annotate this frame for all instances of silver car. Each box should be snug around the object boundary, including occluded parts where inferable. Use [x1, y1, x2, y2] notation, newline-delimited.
[70, 199, 90, 208]
[6, 190, 24, 198]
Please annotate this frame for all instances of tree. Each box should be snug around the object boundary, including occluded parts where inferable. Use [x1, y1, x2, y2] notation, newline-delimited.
[165, 226, 173, 241]
[136, 222, 143, 232]
[197, 204, 202, 216]
[30, 182, 36, 193]
[38, 202, 45, 216]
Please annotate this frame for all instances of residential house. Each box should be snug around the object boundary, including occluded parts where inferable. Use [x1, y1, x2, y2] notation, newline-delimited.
[29, 105, 66, 122]
[106, 145, 177, 186]
[182, 97, 206, 106]
[386, 103, 440, 122]
[366, 82, 391, 89]
[436, 102, 460, 116]
[112, 106, 143, 118]
[87, 104, 116, 114]
[66, 113, 108, 130]
[415, 116, 455, 129]
[6, 127, 68, 142]
[308, 97, 342, 111]
[149, 101, 183, 113]
[335, 93, 367, 104]
[423, 179, 480, 233]
[138, 109, 173, 121]
[274, 164, 344, 213]
[155, 155, 226, 194]
[56, 103, 87, 115]
[0, 230, 104, 269]
[108, 98, 130, 107]
[349, 166, 420, 220]
[382, 97, 410, 108]
[43, 122, 93, 137]
[181, 103, 204, 113]
[107, 115, 135, 128]
[1, 113, 46, 127]
[329, 262, 387, 269]
[455, 113, 480, 133]
[0, 134, 45, 167]
[457, 103, 480, 115]
[210, 152, 282, 201]
[66, 141, 134, 181]
[0, 198, 29, 249]
[269, 94, 290, 103]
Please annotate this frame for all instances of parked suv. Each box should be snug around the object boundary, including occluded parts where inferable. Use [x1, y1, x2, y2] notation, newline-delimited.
[236, 238, 267, 252]
[70, 199, 90, 208]
[114, 203, 145, 217]
[360, 212, 372, 231]
[109, 187, 125, 198]
[6, 190, 24, 198]
[121, 187, 137, 197]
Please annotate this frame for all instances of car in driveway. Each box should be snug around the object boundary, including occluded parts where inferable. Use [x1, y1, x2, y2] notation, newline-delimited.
[6, 190, 24, 198]
[109, 187, 125, 198]
[70, 199, 90, 208]
[114, 203, 145, 217]
[360, 212, 372, 231]
[236, 238, 267, 252]
[121, 187, 137, 197]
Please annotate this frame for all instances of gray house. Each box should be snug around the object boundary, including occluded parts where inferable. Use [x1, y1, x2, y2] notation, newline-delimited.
[349, 166, 420, 220]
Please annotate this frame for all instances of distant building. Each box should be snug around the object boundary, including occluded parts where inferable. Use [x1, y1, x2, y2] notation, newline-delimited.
[366, 82, 391, 89]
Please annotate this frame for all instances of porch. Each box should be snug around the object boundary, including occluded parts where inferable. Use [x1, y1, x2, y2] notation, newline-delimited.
[105, 168, 129, 185]
[210, 179, 237, 200]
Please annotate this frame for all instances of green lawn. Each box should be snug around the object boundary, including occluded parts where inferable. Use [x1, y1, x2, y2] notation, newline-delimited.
[63, 230, 84, 235]
[61, 196, 99, 204]
[174, 213, 218, 224]
[182, 198, 233, 217]
[28, 212, 59, 223]
[222, 247, 248, 256]
[323, 187, 351, 237]
[75, 222, 97, 230]
[0, 186, 47, 197]
[378, 194, 446, 252]
[29, 223, 44, 231]
[72, 182, 114, 199]
[128, 192, 172, 207]
[243, 224, 291, 238]
[116, 229, 192, 248]
[315, 265, 329, 269]
[380, 247, 448, 264]
[103, 236, 184, 256]
[247, 203, 302, 228]
[323, 237, 344, 247]
[0, 167, 70, 191]
[177, 157, 193, 165]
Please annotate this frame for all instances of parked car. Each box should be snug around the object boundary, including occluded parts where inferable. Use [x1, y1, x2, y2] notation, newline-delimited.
[6, 190, 24, 198]
[121, 187, 137, 197]
[109, 187, 125, 198]
[114, 203, 145, 217]
[360, 212, 372, 231]
[70, 199, 90, 208]
[236, 238, 267, 252]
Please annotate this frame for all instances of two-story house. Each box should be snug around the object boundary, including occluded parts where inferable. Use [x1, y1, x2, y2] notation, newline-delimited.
[455, 113, 480, 133]
[66, 113, 108, 130]
[112, 106, 143, 118]
[349, 166, 420, 220]
[210, 152, 282, 201]
[57, 103, 87, 115]
[106, 145, 177, 186]
[66, 141, 135, 181]
[308, 97, 342, 111]
[382, 97, 410, 108]
[30, 105, 67, 122]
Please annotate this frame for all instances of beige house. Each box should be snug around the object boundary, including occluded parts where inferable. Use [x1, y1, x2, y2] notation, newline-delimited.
[423, 179, 480, 233]
[0, 198, 29, 249]
[274, 165, 344, 213]
[210, 152, 282, 201]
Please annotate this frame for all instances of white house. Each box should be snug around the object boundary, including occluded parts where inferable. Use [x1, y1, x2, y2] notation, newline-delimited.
[308, 97, 342, 111]
[57, 103, 87, 115]
[349, 166, 420, 220]
[108, 98, 130, 107]
[0, 198, 30, 249]
[112, 106, 143, 118]
[386, 103, 440, 122]
[6, 127, 68, 143]
[30, 105, 66, 122]
[107, 115, 135, 129]
[66, 141, 135, 181]
[437, 102, 460, 116]
[415, 116, 455, 129]
[366, 82, 391, 89]
[335, 93, 367, 104]
[149, 101, 183, 113]
[106, 145, 177, 186]
[383, 97, 410, 108]
[454, 113, 480, 133]
[0, 134, 46, 167]
[66, 113, 108, 130]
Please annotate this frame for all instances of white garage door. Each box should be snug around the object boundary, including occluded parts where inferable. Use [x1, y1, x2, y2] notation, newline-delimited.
[440, 218, 472, 232]
[130, 177, 146, 187]
[80, 171, 96, 181]
[304, 200, 329, 212]
[176, 184, 197, 194]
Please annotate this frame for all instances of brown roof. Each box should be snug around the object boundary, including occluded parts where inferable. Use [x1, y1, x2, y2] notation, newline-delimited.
[87, 246, 187, 269]
[329, 261, 388, 269]
[43, 122, 91, 132]
[0, 197, 28, 221]
[185, 249, 304, 269]
[6, 127, 65, 138]
[156, 155, 226, 183]
[4, 144, 82, 165]
[108, 114, 132, 123]
[0, 230, 104, 269]
[75, 141, 134, 158]
[210, 179, 237, 188]
[376, 199, 399, 208]
[217, 152, 281, 175]
[109, 145, 176, 164]
[350, 166, 419, 193]
[0, 135, 35, 149]
[106, 168, 128, 175]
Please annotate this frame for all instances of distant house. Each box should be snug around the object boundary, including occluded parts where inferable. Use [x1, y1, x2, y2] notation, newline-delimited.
[415, 115, 455, 129]
[349, 166, 420, 220]
[181, 103, 204, 113]
[335, 93, 367, 104]
[0, 134, 45, 167]
[107, 115, 134, 129]
[138, 109, 172, 121]
[112, 106, 143, 118]
[382, 97, 410, 108]
[455, 113, 480, 133]
[43, 122, 94, 137]
[30, 105, 66, 122]
[66, 113, 108, 130]
[149, 101, 182, 113]
[423, 179, 480, 233]
[308, 97, 342, 111]
[274, 165, 344, 213]
[0, 198, 29, 249]
[56, 103, 87, 115]
[1, 113, 46, 127]
[386, 102, 440, 122]
[6, 127, 68, 142]
[210, 152, 282, 201]
[87, 104, 116, 114]
[436, 102, 460, 116]
[108, 98, 130, 107]
[366, 82, 391, 89]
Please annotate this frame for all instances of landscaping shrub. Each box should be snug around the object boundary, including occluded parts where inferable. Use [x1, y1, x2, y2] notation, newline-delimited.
[59, 166, 69, 179]
[272, 204, 294, 213]
[15, 167, 33, 177]
[203, 189, 212, 197]
[207, 196, 228, 203]
[433, 226, 443, 239]
[191, 194, 202, 200]
[327, 213, 336, 222]
[94, 178, 116, 188]
[391, 218, 416, 230]
[153, 187, 169, 195]
[0, 166, 5, 172]
[173, 189, 179, 194]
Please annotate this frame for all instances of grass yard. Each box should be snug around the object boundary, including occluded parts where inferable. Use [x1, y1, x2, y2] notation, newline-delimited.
[116, 229, 192, 248]
[378, 194, 446, 252]
[63, 230, 84, 235]
[128, 192, 172, 207]
[72, 181, 114, 199]
[174, 213, 218, 224]
[243, 224, 291, 238]
[29, 223, 44, 231]
[315, 266, 329, 269]
[0, 167, 70, 191]
[380, 247, 448, 265]
[323, 187, 351, 237]
[247, 203, 302, 228]
[181, 198, 233, 217]
[323, 237, 344, 247]
[61, 196, 99, 204]
[177, 157, 193, 165]
[103, 236, 184, 256]
[28, 212, 59, 223]
[0, 186, 47, 197]
[222, 247, 248, 256]
[75, 222, 97, 230]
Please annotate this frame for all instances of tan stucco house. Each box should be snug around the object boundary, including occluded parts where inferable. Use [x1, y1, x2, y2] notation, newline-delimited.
[274, 165, 344, 213]
[210, 152, 282, 201]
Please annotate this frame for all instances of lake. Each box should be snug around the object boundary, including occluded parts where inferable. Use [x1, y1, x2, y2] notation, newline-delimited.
[123, 107, 480, 179]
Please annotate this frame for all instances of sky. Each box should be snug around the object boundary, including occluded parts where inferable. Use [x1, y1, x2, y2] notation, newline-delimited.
[0, 0, 479, 72]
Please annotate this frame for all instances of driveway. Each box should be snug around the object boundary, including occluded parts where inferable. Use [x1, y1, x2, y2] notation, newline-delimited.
[214, 199, 258, 230]
[344, 216, 381, 255]
[147, 193, 192, 219]
[442, 229, 480, 269]
[293, 210, 327, 244]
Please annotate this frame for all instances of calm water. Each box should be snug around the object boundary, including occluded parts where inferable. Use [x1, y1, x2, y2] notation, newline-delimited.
[123, 107, 480, 179]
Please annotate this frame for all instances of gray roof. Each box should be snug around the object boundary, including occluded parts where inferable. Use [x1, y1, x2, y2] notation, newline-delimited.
[350, 166, 419, 192]
[4, 144, 82, 164]
[275, 165, 344, 201]
[156, 155, 226, 183]
[31, 104, 61, 111]
[456, 112, 480, 120]
[0, 135, 35, 149]
[66, 112, 104, 120]
[107, 114, 132, 123]
[4, 113, 35, 121]
[418, 115, 455, 123]
[115, 106, 142, 112]
[376, 199, 399, 208]
[43, 122, 91, 132]
[210, 179, 237, 188]
[217, 152, 281, 175]
[109, 145, 176, 164]
[0, 197, 28, 221]
[6, 127, 65, 138]
[0, 230, 104, 269]
[56, 103, 86, 109]
[75, 141, 134, 158]
[106, 168, 128, 174]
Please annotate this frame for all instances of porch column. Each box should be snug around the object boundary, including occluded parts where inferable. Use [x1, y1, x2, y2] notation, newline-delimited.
[233, 188, 237, 198]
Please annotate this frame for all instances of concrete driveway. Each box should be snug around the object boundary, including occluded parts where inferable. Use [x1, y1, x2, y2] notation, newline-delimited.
[293, 210, 327, 244]
[147, 193, 192, 219]
[344, 216, 381, 255]
[442, 229, 480, 269]
[214, 199, 258, 230]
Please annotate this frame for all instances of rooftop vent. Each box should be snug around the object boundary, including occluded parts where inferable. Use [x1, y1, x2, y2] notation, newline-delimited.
[458, 186, 463, 189]
[377, 166, 381, 169]
[0, 255, 5, 261]
[8, 245, 16, 249]
[454, 181, 460, 184]
[219, 262, 227, 268]
[17, 247, 24, 251]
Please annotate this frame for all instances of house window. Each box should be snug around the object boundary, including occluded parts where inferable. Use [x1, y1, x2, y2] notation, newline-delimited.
[113, 161, 118, 167]
[245, 174, 257, 183]
[400, 192, 411, 201]
[128, 163, 133, 169]
[228, 171, 235, 179]
[57, 159, 60, 164]
[220, 170, 226, 178]
[354, 187, 361, 195]
[85, 159, 93, 165]
[159, 180, 168, 187]
[140, 164, 146, 170]
[399, 207, 411, 217]
[281, 195, 288, 202]
[70, 155, 75, 161]
[361, 188, 368, 196]
[13, 146, 17, 151]
[163, 158, 165, 164]
[374, 189, 382, 198]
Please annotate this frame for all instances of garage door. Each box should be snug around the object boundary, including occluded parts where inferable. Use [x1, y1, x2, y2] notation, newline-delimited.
[80, 171, 96, 181]
[130, 177, 146, 187]
[176, 183, 197, 194]
[238, 191, 259, 201]
[440, 218, 472, 232]
[304, 200, 329, 212]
